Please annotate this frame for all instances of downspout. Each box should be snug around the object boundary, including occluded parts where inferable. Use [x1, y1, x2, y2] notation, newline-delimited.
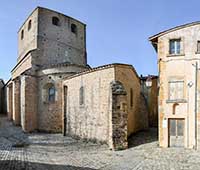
[195, 62, 198, 150]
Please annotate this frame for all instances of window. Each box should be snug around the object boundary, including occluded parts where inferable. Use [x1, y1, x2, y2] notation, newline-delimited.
[21, 30, 24, 40]
[169, 39, 181, 55]
[130, 88, 133, 107]
[52, 17, 60, 26]
[71, 24, 77, 34]
[169, 80, 184, 100]
[48, 86, 56, 102]
[197, 41, 200, 53]
[28, 20, 32, 31]
[79, 86, 84, 105]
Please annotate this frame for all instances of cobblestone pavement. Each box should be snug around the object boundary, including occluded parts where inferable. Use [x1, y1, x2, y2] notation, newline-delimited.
[1, 115, 200, 170]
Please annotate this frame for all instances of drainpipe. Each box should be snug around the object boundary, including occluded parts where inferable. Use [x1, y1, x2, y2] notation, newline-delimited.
[194, 62, 198, 150]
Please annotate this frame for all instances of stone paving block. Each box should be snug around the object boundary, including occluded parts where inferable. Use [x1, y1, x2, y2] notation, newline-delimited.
[2, 116, 200, 170]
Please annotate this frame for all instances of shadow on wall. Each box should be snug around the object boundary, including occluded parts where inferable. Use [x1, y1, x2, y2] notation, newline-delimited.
[0, 160, 97, 170]
[128, 128, 158, 148]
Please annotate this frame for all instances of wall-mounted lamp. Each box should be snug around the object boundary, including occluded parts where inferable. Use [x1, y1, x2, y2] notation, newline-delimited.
[146, 77, 152, 88]
[188, 81, 194, 88]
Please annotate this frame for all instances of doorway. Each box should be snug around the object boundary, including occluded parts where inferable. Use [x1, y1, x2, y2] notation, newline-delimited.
[63, 86, 68, 136]
[169, 118, 185, 147]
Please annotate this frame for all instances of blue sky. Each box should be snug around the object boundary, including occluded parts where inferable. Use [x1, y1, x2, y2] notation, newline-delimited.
[0, 0, 200, 81]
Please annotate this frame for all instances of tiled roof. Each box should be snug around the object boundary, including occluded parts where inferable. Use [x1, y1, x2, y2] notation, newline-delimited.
[63, 63, 139, 80]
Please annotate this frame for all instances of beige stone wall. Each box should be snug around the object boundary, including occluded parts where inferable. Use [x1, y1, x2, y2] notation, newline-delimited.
[156, 24, 200, 148]
[9, 7, 88, 133]
[36, 65, 87, 132]
[21, 75, 37, 132]
[18, 8, 38, 62]
[36, 8, 86, 66]
[7, 82, 13, 120]
[12, 54, 32, 79]
[37, 75, 63, 132]
[115, 66, 148, 136]
[63, 64, 149, 149]
[12, 78, 21, 125]
[63, 67, 115, 146]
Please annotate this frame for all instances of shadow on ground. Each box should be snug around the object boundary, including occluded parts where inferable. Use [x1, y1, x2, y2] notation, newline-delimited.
[0, 160, 96, 170]
[128, 128, 158, 148]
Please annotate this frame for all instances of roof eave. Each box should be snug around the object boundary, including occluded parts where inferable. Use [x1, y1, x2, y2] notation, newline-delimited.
[149, 21, 200, 43]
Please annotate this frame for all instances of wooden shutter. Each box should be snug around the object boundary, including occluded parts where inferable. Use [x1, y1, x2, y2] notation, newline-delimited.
[176, 81, 184, 99]
[169, 81, 184, 100]
[169, 82, 176, 100]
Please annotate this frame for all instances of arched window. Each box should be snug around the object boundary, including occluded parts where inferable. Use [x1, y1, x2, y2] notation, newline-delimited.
[28, 20, 32, 31]
[21, 30, 24, 40]
[79, 86, 84, 105]
[43, 83, 56, 103]
[71, 24, 77, 34]
[48, 86, 56, 102]
[52, 17, 60, 26]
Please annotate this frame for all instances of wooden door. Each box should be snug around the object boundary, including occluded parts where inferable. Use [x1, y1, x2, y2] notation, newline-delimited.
[169, 119, 184, 147]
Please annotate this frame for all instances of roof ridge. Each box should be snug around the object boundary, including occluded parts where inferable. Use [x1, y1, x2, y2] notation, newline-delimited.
[63, 63, 134, 80]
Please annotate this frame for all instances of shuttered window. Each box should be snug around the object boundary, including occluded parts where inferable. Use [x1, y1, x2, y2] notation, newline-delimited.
[169, 81, 184, 100]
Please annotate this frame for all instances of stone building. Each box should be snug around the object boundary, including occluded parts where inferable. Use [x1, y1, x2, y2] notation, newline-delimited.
[150, 21, 200, 149]
[7, 6, 88, 132]
[4, 7, 153, 150]
[0, 79, 4, 113]
[62, 64, 148, 149]
[141, 75, 158, 127]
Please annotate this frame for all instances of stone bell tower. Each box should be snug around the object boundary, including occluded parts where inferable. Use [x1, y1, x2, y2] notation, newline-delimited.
[9, 7, 88, 132]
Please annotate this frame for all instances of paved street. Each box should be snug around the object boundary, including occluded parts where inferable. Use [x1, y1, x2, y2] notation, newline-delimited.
[0, 115, 200, 170]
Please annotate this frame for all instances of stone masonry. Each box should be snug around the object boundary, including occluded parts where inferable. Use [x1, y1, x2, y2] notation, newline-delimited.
[3, 7, 152, 151]
[6, 7, 88, 133]
[111, 80, 128, 150]
[62, 64, 149, 149]
[149, 21, 200, 149]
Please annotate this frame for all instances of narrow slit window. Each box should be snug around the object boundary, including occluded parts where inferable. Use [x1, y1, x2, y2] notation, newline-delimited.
[21, 30, 24, 40]
[197, 41, 200, 53]
[28, 20, 32, 31]
[130, 88, 133, 107]
[52, 17, 60, 26]
[71, 24, 77, 34]
[79, 86, 84, 105]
